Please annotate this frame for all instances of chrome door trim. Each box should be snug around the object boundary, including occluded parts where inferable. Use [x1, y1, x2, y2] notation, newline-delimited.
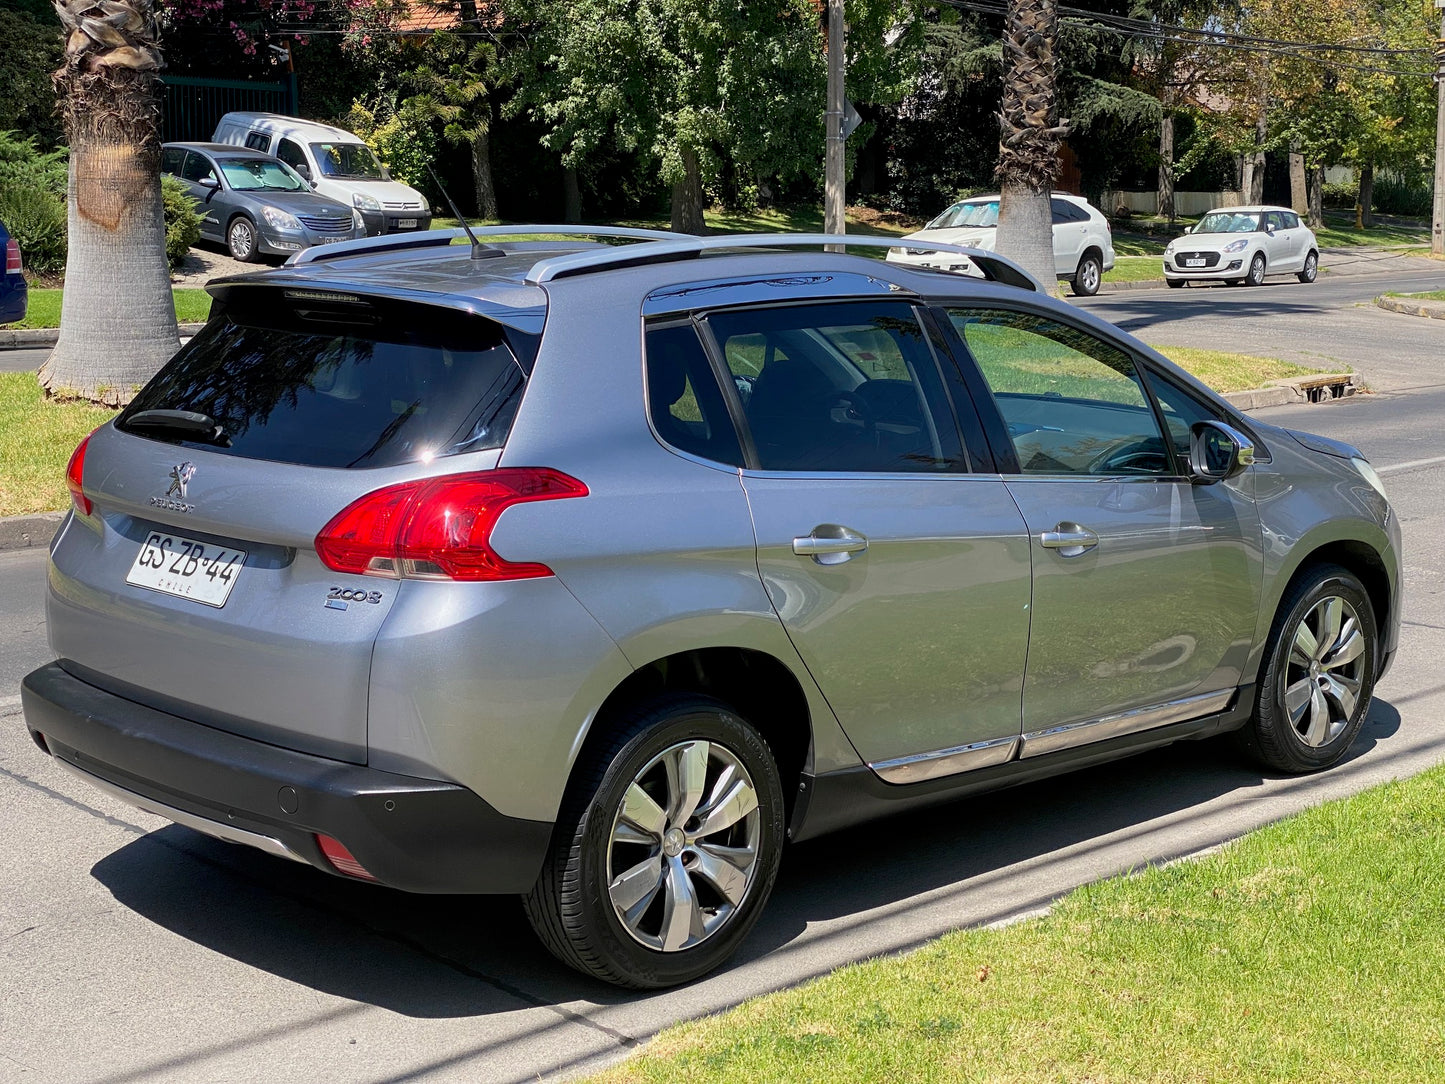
[1019, 688, 1236, 759]
[52, 756, 309, 864]
[869, 734, 1019, 784]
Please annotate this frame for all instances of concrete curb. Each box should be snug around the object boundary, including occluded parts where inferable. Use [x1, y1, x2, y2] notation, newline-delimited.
[0, 512, 62, 553]
[1374, 295, 1445, 320]
[1221, 371, 1362, 412]
[0, 323, 207, 350]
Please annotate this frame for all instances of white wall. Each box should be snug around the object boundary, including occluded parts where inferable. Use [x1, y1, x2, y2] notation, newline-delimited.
[1100, 190, 1245, 216]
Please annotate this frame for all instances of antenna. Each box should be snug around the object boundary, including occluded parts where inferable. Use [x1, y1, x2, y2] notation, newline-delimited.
[425, 164, 500, 261]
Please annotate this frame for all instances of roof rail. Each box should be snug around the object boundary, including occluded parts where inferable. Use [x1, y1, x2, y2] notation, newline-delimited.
[523, 234, 1043, 292]
[289, 224, 690, 266]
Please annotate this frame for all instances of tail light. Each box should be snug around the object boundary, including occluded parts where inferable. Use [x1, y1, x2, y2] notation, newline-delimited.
[4, 238, 20, 275]
[315, 468, 588, 581]
[315, 834, 377, 881]
[66, 432, 94, 516]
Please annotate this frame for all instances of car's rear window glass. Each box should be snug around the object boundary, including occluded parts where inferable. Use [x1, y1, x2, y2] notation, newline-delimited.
[117, 296, 528, 469]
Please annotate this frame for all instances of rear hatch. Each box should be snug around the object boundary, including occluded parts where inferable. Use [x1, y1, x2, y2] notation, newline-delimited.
[48, 284, 531, 762]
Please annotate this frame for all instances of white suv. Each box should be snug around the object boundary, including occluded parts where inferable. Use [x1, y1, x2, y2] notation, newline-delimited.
[887, 192, 1116, 296]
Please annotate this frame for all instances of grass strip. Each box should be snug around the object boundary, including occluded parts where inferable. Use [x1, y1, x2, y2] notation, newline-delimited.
[0, 372, 116, 517]
[1148, 346, 1328, 394]
[2, 288, 212, 330]
[593, 765, 1445, 1084]
[1107, 255, 1166, 283]
[1384, 290, 1445, 302]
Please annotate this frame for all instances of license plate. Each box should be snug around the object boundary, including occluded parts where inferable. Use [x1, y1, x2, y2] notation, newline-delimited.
[1184, 258, 1206, 267]
[318, 235, 349, 245]
[395, 218, 418, 229]
[125, 531, 247, 608]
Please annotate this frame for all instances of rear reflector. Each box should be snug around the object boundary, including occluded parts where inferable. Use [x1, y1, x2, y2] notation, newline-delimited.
[315, 834, 377, 881]
[66, 433, 93, 516]
[4, 238, 20, 275]
[315, 468, 588, 581]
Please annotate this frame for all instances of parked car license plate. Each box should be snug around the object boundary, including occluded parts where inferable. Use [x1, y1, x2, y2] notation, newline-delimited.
[1184, 258, 1206, 267]
[125, 531, 246, 608]
[395, 218, 418, 229]
[317, 236, 350, 245]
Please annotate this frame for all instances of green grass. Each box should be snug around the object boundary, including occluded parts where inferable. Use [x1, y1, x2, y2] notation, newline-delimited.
[1111, 233, 1168, 257]
[1384, 290, 1445, 302]
[1313, 214, 1429, 249]
[2, 288, 212, 330]
[0, 372, 117, 516]
[593, 765, 1445, 1084]
[1150, 346, 1328, 393]
[1108, 255, 1167, 283]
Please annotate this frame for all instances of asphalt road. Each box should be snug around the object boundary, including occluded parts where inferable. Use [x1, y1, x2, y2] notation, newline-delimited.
[4, 273, 1445, 1083]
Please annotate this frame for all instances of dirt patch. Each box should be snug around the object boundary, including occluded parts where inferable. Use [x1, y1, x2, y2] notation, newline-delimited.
[848, 204, 925, 233]
[169, 243, 278, 288]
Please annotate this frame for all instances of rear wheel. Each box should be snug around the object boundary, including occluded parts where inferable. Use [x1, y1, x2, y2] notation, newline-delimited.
[1070, 251, 1103, 296]
[226, 217, 259, 262]
[1297, 250, 1318, 283]
[524, 695, 785, 988]
[1240, 565, 1377, 773]
[1244, 252, 1266, 286]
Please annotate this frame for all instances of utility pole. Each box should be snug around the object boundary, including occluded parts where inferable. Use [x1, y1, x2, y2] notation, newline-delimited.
[1434, 1, 1445, 257]
[825, 0, 845, 252]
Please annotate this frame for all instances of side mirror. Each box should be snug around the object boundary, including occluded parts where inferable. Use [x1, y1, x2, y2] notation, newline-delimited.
[1189, 420, 1255, 484]
[197, 175, 219, 189]
[295, 162, 312, 181]
[1181, 225, 1192, 235]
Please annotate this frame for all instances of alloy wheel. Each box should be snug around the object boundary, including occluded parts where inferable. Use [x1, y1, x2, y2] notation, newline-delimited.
[228, 219, 255, 260]
[606, 738, 761, 952]
[1282, 594, 1366, 747]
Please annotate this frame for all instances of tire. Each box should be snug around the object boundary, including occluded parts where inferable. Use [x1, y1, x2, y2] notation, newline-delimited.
[524, 694, 786, 988]
[1166, 277, 1185, 289]
[1070, 251, 1103, 297]
[1244, 252, 1266, 286]
[227, 216, 260, 262]
[1297, 250, 1318, 284]
[1240, 564, 1378, 773]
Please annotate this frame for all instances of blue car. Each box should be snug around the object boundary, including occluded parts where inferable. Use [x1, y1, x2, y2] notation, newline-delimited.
[0, 219, 28, 324]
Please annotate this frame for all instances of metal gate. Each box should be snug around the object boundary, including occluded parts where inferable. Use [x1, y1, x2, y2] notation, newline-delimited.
[161, 75, 299, 143]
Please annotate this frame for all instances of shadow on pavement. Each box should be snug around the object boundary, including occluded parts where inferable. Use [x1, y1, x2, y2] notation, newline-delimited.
[89, 697, 1402, 1017]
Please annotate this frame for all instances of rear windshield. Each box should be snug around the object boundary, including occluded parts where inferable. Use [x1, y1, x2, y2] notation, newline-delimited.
[117, 295, 528, 469]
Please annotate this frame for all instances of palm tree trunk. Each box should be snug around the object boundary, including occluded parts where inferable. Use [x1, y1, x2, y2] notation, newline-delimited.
[995, 0, 1066, 291]
[670, 146, 705, 234]
[43, 0, 177, 406]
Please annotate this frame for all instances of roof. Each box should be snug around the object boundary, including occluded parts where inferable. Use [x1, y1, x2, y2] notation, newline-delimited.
[164, 141, 276, 158]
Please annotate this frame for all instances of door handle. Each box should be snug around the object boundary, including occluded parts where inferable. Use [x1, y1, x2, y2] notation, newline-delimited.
[793, 525, 869, 565]
[1039, 523, 1099, 557]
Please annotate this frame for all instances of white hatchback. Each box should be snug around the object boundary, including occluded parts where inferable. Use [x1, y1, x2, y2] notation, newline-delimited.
[886, 192, 1116, 296]
[1164, 206, 1319, 288]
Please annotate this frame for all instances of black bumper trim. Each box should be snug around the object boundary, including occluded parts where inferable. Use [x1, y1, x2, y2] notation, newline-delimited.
[21, 662, 552, 894]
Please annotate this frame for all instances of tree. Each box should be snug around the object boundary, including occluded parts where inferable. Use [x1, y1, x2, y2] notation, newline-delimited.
[995, 0, 1067, 291]
[404, 28, 500, 219]
[42, 0, 177, 405]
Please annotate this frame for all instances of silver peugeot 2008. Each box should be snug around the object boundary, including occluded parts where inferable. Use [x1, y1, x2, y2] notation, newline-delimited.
[23, 227, 1399, 989]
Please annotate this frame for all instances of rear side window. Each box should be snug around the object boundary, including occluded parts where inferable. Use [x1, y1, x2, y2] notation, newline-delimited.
[705, 301, 964, 473]
[1051, 198, 1087, 224]
[244, 132, 271, 152]
[117, 296, 528, 469]
[159, 147, 184, 176]
[644, 323, 744, 467]
[180, 152, 216, 185]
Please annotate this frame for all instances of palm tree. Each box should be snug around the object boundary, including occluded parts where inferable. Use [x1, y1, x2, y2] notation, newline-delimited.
[994, 0, 1067, 292]
[43, 0, 178, 405]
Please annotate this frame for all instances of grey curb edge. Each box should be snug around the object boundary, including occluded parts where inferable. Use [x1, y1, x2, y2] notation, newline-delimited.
[0, 323, 208, 350]
[1374, 295, 1445, 320]
[0, 512, 62, 553]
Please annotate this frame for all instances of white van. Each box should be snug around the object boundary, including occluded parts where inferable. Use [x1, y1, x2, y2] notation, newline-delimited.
[212, 112, 433, 237]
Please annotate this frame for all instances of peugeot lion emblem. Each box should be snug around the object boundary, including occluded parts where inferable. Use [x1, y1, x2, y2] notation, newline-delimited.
[167, 462, 196, 500]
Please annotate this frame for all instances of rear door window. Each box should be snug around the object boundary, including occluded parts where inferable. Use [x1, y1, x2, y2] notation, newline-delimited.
[644, 323, 744, 467]
[160, 147, 184, 176]
[117, 293, 528, 469]
[704, 301, 964, 473]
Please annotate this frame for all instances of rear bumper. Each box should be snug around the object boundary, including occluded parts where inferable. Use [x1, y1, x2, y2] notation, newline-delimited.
[21, 662, 552, 894]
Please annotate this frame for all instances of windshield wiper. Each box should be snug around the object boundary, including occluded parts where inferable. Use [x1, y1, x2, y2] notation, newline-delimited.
[124, 409, 231, 447]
